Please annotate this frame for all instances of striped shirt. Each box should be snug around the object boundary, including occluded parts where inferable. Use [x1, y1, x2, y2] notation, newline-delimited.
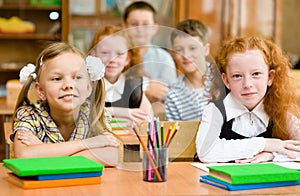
[13, 101, 91, 143]
[165, 63, 212, 121]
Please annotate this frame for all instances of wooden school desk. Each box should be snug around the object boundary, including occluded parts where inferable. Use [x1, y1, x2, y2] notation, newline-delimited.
[1, 162, 300, 196]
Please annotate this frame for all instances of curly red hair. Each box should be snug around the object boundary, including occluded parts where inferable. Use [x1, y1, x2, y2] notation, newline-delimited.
[217, 36, 300, 139]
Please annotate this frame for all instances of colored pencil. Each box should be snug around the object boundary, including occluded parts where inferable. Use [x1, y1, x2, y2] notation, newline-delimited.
[165, 127, 178, 148]
[154, 118, 160, 148]
[164, 125, 172, 147]
[133, 126, 162, 182]
[160, 123, 164, 147]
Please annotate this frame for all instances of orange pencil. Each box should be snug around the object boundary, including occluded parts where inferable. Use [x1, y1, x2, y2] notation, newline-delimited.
[133, 125, 163, 182]
[164, 125, 172, 147]
[165, 127, 179, 148]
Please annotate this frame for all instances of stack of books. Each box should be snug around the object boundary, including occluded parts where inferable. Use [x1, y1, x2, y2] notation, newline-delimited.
[3, 156, 104, 189]
[200, 163, 300, 191]
[111, 118, 131, 136]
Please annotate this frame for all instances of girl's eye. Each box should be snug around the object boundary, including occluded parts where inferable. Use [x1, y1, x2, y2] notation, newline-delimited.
[232, 74, 242, 79]
[75, 75, 83, 80]
[190, 46, 197, 51]
[252, 72, 261, 77]
[117, 52, 126, 56]
[51, 77, 61, 81]
[100, 51, 109, 56]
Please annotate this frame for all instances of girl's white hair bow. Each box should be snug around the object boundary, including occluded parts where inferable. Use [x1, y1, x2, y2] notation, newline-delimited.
[85, 56, 105, 81]
[19, 63, 37, 84]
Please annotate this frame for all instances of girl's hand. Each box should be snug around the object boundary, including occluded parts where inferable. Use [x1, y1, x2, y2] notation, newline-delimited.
[128, 108, 149, 125]
[235, 152, 274, 163]
[83, 132, 120, 149]
[16, 130, 43, 146]
[264, 139, 300, 159]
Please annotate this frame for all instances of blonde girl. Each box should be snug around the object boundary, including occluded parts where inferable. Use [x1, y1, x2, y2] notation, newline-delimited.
[13, 42, 119, 166]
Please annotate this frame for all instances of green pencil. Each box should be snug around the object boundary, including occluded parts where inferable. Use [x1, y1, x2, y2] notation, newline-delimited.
[160, 123, 164, 147]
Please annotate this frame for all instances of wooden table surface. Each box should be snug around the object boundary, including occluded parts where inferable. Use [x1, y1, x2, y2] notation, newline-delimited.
[1, 162, 300, 196]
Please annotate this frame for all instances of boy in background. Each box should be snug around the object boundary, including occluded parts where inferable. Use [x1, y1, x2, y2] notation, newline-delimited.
[122, 1, 177, 107]
[166, 19, 224, 121]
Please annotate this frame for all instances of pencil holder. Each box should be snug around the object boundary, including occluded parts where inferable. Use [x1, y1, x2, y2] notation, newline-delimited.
[142, 148, 168, 182]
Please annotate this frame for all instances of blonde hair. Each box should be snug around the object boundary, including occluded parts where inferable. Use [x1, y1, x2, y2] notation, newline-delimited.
[217, 36, 300, 139]
[14, 42, 110, 136]
[87, 25, 145, 79]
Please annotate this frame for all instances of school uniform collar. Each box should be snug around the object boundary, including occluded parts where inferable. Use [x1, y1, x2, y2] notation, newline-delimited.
[104, 74, 125, 95]
[224, 93, 269, 127]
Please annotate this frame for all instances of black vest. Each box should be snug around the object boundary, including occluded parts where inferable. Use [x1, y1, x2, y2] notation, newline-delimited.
[105, 77, 143, 109]
[214, 100, 273, 139]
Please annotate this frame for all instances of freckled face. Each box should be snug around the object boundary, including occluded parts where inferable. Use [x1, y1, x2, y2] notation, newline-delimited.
[36, 52, 92, 113]
[222, 49, 275, 110]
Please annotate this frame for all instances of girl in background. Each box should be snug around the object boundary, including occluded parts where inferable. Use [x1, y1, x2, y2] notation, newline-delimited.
[12, 42, 119, 166]
[87, 25, 152, 126]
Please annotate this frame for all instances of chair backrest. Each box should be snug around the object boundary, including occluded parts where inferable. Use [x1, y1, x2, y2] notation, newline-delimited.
[139, 120, 200, 161]
[4, 122, 12, 144]
[3, 122, 14, 158]
[166, 121, 200, 161]
[6, 79, 39, 107]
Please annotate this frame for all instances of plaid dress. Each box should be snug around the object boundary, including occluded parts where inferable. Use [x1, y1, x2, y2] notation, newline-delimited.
[12, 101, 91, 143]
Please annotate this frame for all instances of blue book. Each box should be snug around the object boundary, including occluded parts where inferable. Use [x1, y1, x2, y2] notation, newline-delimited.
[200, 175, 300, 191]
[37, 171, 102, 180]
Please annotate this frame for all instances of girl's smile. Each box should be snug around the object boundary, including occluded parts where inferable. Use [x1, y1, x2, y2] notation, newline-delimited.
[222, 49, 275, 110]
[95, 35, 129, 84]
[36, 52, 92, 113]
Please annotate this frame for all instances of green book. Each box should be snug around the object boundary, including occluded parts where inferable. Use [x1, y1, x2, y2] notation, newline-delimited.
[207, 163, 300, 185]
[111, 118, 127, 123]
[3, 156, 104, 177]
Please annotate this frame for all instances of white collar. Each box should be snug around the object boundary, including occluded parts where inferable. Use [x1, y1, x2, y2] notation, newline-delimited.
[224, 93, 269, 127]
[104, 74, 125, 95]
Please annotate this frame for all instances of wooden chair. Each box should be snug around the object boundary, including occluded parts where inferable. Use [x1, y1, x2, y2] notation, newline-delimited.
[139, 121, 200, 161]
[6, 79, 39, 107]
[3, 122, 13, 159]
[165, 121, 200, 161]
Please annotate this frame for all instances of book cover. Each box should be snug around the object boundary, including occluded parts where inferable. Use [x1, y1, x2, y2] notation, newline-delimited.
[37, 171, 102, 180]
[111, 118, 129, 129]
[6, 173, 101, 189]
[200, 175, 300, 191]
[191, 161, 300, 173]
[3, 156, 104, 177]
[207, 163, 300, 185]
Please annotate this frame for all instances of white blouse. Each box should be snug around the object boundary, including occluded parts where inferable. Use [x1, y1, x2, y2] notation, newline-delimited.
[195, 93, 300, 163]
[104, 74, 150, 103]
[104, 74, 125, 103]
